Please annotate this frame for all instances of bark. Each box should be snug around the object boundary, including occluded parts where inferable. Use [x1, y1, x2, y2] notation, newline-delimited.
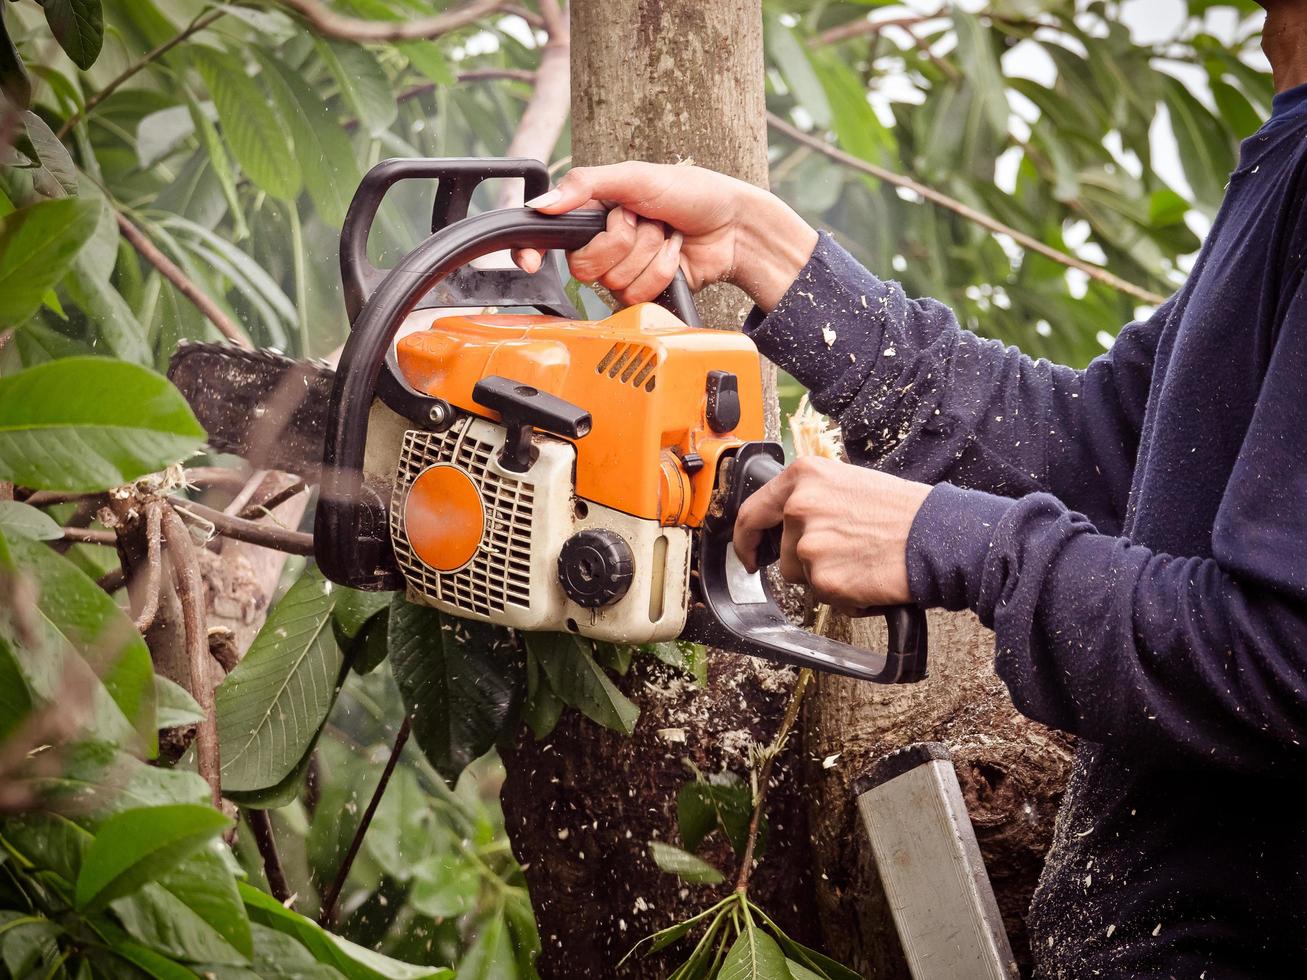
[498, 3, 808, 977]
[803, 610, 1074, 978]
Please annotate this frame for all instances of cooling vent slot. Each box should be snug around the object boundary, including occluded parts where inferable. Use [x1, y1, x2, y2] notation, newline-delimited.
[596, 342, 657, 391]
[391, 421, 533, 617]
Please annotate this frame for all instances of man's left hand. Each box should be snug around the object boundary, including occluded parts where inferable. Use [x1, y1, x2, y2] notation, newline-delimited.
[733, 457, 933, 609]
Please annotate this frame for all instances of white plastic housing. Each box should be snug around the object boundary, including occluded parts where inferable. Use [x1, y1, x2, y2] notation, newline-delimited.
[390, 415, 690, 645]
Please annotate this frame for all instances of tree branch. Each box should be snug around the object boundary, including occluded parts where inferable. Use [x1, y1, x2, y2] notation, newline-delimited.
[765, 112, 1167, 305]
[501, 3, 545, 29]
[735, 668, 811, 894]
[812, 12, 938, 47]
[20, 489, 106, 508]
[246, 809, 294, 906]
[60, 527, 116, 547]
[116, 212, 253, 348]
[275, 0, 506, 42]
[172, 499, 315, 556]
[56, 9, 228, 138]
[161, 505, 222, 807]
[318, 717, 411, 927]
[237, 479, 308, 521]
[498, 0, 570, 208]
[134, 501, 164, 634]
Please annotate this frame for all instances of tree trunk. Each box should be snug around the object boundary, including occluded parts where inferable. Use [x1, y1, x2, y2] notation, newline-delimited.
[498, 4, 812, 978]
[804, 610, 1074, 978]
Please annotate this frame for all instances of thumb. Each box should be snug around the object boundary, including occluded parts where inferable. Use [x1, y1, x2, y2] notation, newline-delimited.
[526, 163, 667, 216]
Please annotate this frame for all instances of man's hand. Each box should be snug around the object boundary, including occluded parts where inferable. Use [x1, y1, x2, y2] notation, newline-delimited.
[512, 161, 818, 312]
[733, 457, 933, 609]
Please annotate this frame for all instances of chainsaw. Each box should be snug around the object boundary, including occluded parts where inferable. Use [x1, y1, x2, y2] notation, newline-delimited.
[170, 158, 927, 684]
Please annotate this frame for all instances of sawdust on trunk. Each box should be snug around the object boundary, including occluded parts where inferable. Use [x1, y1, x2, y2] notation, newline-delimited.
[498, 2, 817, 977]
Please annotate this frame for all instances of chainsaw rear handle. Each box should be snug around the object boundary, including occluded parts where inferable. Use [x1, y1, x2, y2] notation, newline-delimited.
[319, 206, 697, 589]
[693, 441, 928, 684]
[339, 157, 700, 327]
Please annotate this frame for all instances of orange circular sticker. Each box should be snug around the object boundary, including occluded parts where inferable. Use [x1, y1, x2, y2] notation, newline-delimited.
[404, 464, 485, 572]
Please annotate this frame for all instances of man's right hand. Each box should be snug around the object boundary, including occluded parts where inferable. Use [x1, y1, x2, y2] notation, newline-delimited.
[511, 161, 818, 314]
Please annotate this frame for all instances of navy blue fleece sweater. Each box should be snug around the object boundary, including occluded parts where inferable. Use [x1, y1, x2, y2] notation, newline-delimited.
[744, 91, 1307, 977]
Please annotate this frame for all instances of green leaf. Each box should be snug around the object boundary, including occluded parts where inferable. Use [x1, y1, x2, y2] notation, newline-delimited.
[748, 906, 861, 980]
[503, 892, 542, 979]
[1163, 75, 1236, 213]
[364, 765, 433, 881]
[256, 52, 363, 229]
[215, 568, 342, 793]
[457, 910, 516, 980]
[4, 534, 157, 752]
[239, 882, 452, 979]
[0, 811, 92, 885]
[525, 632, 639, 734]
[1, 7, 33, 108]
[20, 740, 210, 822]
[648, 841, 724, 885]
[785, 959, 827, 980]
[0, 500, 62, 540]
[192, 47, 300, 200]
[810, 52, 896, 170]
[314, 40, 397, 138]
[154, 675, 205, 730]
[63, 253, 153, 365]
[765, 13, 830, 128]
[1209, 77, 1261, 141]
[75, 803, 232, 912]
[677, 773, 758, 859]
[0, 197, 98, 326]
[522, 644, 564, 740]
[389, 598, 523, 781]
[112, 855, 253, 967]
[719, 919, 792, 980]
[0, 634, 33, 739]
[40, 0, 104, 70]
[0, 358, 204, 491]
[410, 853, 480, 919]
[399, 41, 455, 86]
[331, 587, 394, 640]
[17, 110, 79, 197]
[0, 911, 62, 977]
[342, 608, 390, 676]
[216, 922, 343, 979]
[187, 97, 249, 240]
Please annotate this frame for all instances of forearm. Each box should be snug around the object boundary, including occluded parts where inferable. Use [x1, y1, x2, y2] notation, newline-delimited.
[743, 233, 1164, 530]
[909, 485, 1307, 774]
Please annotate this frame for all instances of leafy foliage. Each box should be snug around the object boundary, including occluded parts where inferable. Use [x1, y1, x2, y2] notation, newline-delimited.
[215, 568, 343, 796]
[0, 358, 204, 491]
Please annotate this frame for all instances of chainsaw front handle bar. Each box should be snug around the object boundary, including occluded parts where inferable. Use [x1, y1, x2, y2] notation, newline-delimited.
[319, 206, 695, 588]
[339, 157, 700, 326]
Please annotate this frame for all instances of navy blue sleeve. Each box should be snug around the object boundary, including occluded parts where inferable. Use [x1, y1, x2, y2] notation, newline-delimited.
[906, 269, 1307, 775]
[744, 233, 1169, 533]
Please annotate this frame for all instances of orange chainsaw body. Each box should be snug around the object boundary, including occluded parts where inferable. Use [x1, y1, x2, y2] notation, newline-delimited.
[395, 302, 766, 527]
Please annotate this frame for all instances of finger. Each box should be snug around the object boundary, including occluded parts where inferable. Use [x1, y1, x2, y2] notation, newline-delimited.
[733, 473, 793, 573]
[777, 521, 805, 584]
[513, 248, 543, 274]
[527, 162, 670, 216]
[617, 232, 684, 305]
[599, 220, 668, 293]
[568, 206, 639, 282]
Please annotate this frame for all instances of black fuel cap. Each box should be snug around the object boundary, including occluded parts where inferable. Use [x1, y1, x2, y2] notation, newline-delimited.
[558, 529, 634, 608]
[705, 371, 741, 433]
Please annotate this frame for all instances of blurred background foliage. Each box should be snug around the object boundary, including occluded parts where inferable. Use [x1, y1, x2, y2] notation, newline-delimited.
[0, 0, 1270, 976]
